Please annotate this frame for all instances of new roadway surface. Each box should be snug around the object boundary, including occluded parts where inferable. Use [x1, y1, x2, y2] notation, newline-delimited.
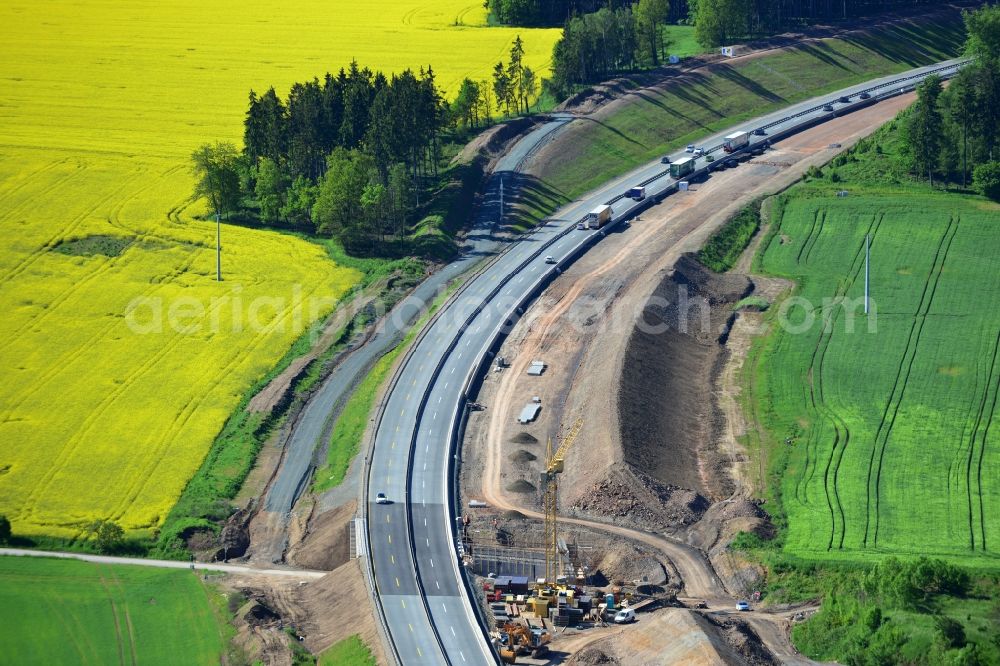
[365, 59, 966, 665]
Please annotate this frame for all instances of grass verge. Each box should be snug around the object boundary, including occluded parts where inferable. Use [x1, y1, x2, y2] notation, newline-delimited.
[529, 12, 966, 213]
[318, 635, 377, 666]
[313, 278, 464, 492]
[698, 202, 761, 272]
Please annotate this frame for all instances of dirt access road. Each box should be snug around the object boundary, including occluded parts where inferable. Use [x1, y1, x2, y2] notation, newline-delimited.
[0, 547, 327, 579]
[463, 93, 917, 664]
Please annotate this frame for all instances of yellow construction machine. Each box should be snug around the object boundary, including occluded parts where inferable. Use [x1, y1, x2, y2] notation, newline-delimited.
[497, 620, 552, 663]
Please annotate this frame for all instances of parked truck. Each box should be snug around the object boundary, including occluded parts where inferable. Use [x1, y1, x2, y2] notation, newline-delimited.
[669, 156, 695, 179]
[586, 204, 612, 229]
[723, 131, 749, 153]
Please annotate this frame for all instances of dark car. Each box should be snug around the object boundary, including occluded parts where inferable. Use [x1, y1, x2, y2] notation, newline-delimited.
[838, 96, 850, 103]
[725, 159, 738, 169]
[859, 91, 872, 100]
[753, 128, 767, 136]
[822, 104, 834, 112]
[660, 155, 671, 164]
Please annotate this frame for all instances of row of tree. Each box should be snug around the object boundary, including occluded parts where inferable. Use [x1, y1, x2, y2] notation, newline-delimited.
[244, 62, 444, 185]
[450, 36, 540, 130]
[194, 62, 450, 250]
[691, 0, 951, 47]
[194, 38, 542, 251]
[904, 5, 1000, 198]
[549, 0, 671, 96]
[485, 0, 629, 26]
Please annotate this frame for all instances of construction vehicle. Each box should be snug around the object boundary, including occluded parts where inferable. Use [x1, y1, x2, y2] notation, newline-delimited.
[497, 621, 551, 663]
[541, 418, 583, 583]
[585, 204, 612, 229]
[723, 130, 749, 153]
[669, 156, 695, 179]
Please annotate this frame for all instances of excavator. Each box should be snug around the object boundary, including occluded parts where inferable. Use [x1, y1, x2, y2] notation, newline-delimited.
[497, 621, 551, 663]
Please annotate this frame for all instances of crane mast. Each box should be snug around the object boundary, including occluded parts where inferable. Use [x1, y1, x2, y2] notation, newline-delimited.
[543, 418, 582, 583]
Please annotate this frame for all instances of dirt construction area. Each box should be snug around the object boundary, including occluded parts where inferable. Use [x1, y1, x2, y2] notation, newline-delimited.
[461, 93, 916, 664]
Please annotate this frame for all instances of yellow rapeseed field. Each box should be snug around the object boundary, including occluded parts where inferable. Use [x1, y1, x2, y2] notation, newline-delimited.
[0, 1, 560, 538]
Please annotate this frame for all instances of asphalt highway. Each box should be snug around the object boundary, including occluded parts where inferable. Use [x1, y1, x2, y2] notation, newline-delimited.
[365, 59, 966, 665]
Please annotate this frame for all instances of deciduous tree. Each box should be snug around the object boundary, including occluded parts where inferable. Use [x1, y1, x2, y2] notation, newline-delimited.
[87, 519, 125, 554]
[191, 142, 242, 219]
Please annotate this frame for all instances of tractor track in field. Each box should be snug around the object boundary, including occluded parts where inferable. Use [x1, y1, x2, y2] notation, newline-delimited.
[865, 215, 959, 548]
[0, 165, 145, 287]
[0, 157, 73, 209]
[804, 211, 882, 549]
[19, 279, 256, 530]
[795, 209, 820, 265]
[0, 194, 204, 428]
[965, 327, 1000, 550]
[824, 215, 880, 550]
[3, 165, 185, 343]
[106, 276, 337, 525]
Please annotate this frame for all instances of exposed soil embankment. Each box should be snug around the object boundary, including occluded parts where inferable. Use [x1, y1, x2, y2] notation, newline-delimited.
[618, 254, 751, 500]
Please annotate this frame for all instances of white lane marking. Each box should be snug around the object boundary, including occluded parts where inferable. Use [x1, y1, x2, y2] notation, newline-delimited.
[388, 534, 392, 544]
[443, 604, 448, 614]
[423, 462, 426, 470]
[408, 623, 413, 633]
[424, 518, 427, 527]
[460, 651, 466, 662]
[437, 396, 442, 403]
[443, 382, 448, 389]
[386, 514, 390, 523]
[430, 558, 434, 568]
[395, 577, 400, 587]
[436, 581, 440, 589]
[406, 393, 411, 400]
[417, 648, 423, 657]
[401, 599, 406, 609]
[391, 554, 395, 563]
[426, 538, 430, 547]
[412, 379, 416, 386]
[450, 626, 456, 636]
[391, 440, 396, 449]
[433, 411, 437, 420]
[450, 367, 455, 374]
[466, 339, 471, 346]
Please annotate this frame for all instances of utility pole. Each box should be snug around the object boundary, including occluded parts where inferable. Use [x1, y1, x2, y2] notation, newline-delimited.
[216, 210, 222, 282]
[864, 233, 870, 315]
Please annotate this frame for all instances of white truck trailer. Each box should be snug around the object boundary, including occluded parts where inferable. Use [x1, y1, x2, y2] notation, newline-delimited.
[723, 131, 749, 153]
[669, 156, 696, 179]
[586, 204, 612, 229]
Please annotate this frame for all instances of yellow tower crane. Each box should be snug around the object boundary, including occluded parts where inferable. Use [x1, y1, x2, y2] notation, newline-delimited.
[542, 417, 583, 583]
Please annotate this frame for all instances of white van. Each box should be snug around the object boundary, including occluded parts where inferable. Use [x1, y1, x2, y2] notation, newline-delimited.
[613, 608, 636, 624]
